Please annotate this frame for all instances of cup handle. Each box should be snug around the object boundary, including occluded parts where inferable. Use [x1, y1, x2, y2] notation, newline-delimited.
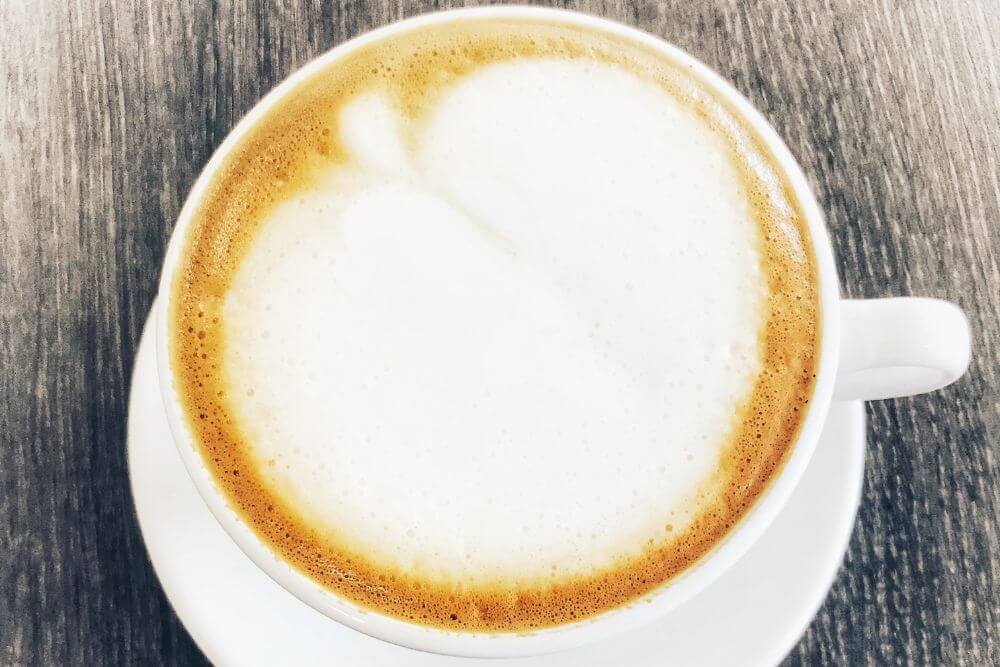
[834, 297, 971, 401]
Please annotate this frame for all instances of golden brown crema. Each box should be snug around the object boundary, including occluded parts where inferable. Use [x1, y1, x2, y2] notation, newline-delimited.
[168, 18, 819, 632]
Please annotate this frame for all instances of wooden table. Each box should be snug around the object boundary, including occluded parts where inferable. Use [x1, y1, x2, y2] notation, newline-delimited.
[2, 1, 997, 664]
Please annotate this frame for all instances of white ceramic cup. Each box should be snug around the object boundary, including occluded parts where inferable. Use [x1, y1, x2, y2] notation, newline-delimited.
[154, 6, 971, 658]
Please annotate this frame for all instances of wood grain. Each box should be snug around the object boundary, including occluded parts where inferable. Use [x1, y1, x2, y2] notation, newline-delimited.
[1, 0, 997, 664]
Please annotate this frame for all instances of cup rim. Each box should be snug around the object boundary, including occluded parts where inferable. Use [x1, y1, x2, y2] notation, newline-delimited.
[154, 5, 841, 658]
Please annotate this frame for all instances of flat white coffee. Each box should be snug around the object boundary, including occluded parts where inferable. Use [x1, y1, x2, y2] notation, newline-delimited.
[169, 20, 819, 631]
[223, 57, 764, 582]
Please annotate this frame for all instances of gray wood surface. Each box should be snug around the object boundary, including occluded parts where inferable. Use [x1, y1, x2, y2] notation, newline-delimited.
[2, 0, 997, 664]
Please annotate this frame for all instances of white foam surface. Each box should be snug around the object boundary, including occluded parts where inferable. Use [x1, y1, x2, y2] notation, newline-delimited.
[221, 57, 765, 582]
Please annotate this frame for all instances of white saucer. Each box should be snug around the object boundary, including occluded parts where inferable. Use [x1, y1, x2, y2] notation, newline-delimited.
[128, 308, 864, 666]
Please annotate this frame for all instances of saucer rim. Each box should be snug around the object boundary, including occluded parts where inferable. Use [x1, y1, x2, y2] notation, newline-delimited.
[128, 312, 864, 665]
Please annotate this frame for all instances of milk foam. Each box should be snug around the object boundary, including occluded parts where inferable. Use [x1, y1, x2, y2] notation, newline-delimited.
[221, 57, 765, 583]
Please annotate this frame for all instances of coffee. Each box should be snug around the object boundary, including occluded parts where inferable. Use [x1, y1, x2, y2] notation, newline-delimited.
[168, 18, 819, 632]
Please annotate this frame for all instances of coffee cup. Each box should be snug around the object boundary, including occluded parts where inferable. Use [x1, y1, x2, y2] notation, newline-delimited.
[154, 6, 970, 657]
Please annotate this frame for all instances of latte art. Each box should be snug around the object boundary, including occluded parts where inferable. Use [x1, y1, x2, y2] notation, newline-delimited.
[169, 19, 819, 632]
